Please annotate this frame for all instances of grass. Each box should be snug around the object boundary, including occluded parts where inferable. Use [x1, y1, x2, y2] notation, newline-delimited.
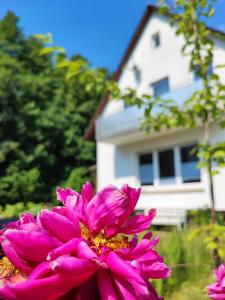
[149, 229, 214, 299]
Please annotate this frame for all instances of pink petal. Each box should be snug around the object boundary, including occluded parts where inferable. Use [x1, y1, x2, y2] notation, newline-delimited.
[146, 281, 164, 300]
[0, 275, 65, 300]
[1, 239, 32, 275]
[47, 238, 82, 260]
[106, 251, 150, 299]
[208, 293, 225, 299]
[3, 228, 61, 263]
[113, 276, 138, 300]
[81, 182, 94, 203]
[0, 256, 98, 300]
[56, 187, 79, 205]
[19, 213, 36, 225]
[51, 255, 99, 285]
[75, 277, 99, 300]
[73, 182, 94, 226]
[76, 241, 98, 260]
[51, 206, 78, 225]
[87, 185, 129, 233]
[143, 231, 153, 240]
[39, 209, 80, 242]
[142, 262, 171, 279]
[129, 235, 138, 250]
[119, 184, 141, 224]
[121, 209, 156, 235]
[97, 269, 118, 300]
[117, 238, 163, 264]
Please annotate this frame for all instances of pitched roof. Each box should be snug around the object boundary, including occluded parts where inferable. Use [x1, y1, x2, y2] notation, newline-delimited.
[85, 4, 225, 141]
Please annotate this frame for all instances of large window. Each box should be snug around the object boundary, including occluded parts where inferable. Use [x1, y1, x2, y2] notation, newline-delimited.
[181, 145, 200, 183]
[152, 78, 169, 97]
[138, 144, 201, 186]
[159, 149, 175, 183]
[139, 153, 153, 185]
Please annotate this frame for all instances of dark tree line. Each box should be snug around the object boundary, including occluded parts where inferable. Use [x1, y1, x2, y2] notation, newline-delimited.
[0, 11, 109, 204]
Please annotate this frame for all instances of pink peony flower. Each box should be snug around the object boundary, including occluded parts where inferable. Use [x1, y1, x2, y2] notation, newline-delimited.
[208, 264, 225, 299]
[0, 183, 170, 300]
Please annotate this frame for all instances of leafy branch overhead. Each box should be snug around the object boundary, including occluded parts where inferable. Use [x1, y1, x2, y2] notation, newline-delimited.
[122, 0, 225, 172]
[34, 33, 120, 96]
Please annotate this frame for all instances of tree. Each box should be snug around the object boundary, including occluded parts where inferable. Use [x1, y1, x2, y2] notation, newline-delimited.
[0, 11, 111, 204]
[124, 0, 225, 224]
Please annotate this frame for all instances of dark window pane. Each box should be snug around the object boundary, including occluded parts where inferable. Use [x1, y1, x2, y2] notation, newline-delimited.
[181, 145, 201, 183]
[124, 102, 129, 109]
[152, 33, 160, 48]
[194, 63, 213, 81]
[152, 78, 169, 97]
[194, 66, 201, 81]
[139, 153, 153, 185]
[134, 65, 141, 85]
[159, 149, 175, 178]
[207, 62, 213, 76]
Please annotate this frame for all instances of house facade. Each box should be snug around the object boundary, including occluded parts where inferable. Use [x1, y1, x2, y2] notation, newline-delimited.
[86, 6, 225, 217]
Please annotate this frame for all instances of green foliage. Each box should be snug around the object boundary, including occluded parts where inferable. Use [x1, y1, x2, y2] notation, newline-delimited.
[197, 142, 225, 172]
[0, 167, 40, 204]
[0, 201, 50, 218]
[189, 223, 225, 263]
[60, 167, 92, 194]
[123, 0, 225, 177]
[0, 11, 109, 205]
[167, 280, 211, 300]
[188, 209, 225, 227]
[34, 33, 120, 96]
[153, 230, 213, 298]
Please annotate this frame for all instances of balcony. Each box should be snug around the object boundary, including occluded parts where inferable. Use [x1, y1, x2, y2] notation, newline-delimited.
[96, 80, 203, 143]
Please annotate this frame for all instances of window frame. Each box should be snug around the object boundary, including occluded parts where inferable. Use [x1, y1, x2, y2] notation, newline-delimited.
[139, 152, 154, 186]
[138, 143, 201, 186]
[180, 144, 201, 183]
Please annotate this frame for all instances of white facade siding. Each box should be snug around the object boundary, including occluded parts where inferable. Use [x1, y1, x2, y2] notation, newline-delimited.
[97, 124, 225, 211]
[96, 12, 225, 212]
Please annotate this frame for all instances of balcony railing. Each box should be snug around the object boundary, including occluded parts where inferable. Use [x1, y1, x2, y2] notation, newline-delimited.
[96, 80, 203, 142]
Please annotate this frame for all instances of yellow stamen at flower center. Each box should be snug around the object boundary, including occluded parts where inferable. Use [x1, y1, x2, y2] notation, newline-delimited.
[81, 225, 128, 253]
[0, 257, 19, 279]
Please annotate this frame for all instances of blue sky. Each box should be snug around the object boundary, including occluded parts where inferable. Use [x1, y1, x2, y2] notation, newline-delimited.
[0, 0, 225, 71]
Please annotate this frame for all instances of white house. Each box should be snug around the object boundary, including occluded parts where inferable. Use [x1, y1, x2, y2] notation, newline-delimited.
[85, 5, 225, 225]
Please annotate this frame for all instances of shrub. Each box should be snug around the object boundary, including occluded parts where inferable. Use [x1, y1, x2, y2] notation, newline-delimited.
[152, 229, 213, 298]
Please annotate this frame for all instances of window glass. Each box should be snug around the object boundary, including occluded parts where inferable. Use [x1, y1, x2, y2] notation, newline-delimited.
[152, 32, 160, 48]
[139, 153, 153, 185]
[207, 62, 213, 76]
[134, 65, 141, 85]
[181, 145, 200, 183]
[152, 78, 169, 97]
[194, 65, 201, 81]
[194, 63, 213, 81]
[159, 149, 175, 182]
[124, 102, 129, 109]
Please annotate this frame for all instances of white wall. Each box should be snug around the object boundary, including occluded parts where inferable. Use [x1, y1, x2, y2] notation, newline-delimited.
[102, 14, 225, 118]
[103, 13, 192, 117]
[97, 12, 225, 211]
[213, 37, 225, 83]
[97, 124, 225, 211]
